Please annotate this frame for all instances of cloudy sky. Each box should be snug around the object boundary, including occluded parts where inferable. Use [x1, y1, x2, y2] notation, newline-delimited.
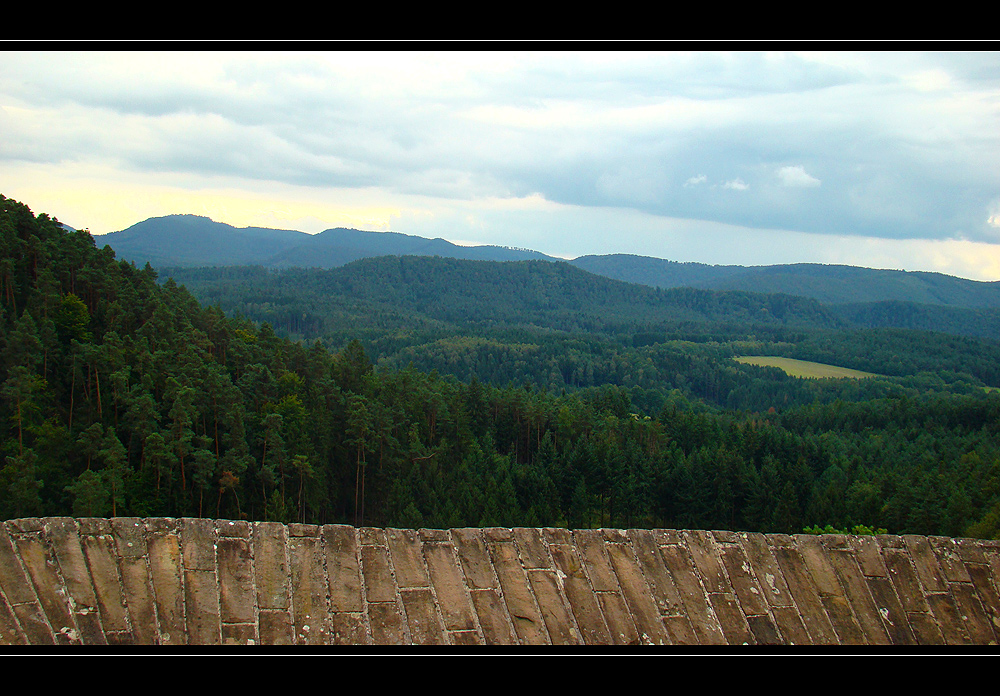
[3, 49, 1000, 280]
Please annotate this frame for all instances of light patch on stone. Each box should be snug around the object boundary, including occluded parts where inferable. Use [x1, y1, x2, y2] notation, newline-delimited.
[765, 573, 780, 595]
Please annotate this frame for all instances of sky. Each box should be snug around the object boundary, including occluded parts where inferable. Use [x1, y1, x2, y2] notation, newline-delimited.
[3, 48, 1000, 280]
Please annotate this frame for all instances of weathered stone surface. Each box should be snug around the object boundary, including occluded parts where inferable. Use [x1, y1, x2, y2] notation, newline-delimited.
[657, 540, 727, 645]
[289, 532, 330, 645]
[929, 537, 972, 583]
[904, 535, 949, 593]
[44, 518, 105, 646]
[452, 528, 499, 591]
[180, 518, 216, 572]
[330, 612, 368, 645]
[707, 591, 754, 645]
[573, 529, 619, 593]
[184, 568, 221, 645]
[769, 605, 812, 646]
[217, 520, 250, 539]
[2, 518, 999, 646]
[111, 518, 147, 559]
[324, 525, 363, 613]
[948, 582, 998, 645]
[386, 528, 429, 589]
[222, 622, 257, 645]
[80, 532, 128, 638]
[369, 601, 407, 645]
[513, 528, 550, 569]
[883, 546, 932, 614]
[769, 542, 839, 644]
[360, 544, 397, 604]
[10, 602, 53, 645]
[399, 588, 446, 645]
[468, 588, 516, 645]
[217, 536, 255, 625]
[595, 588, 641, 645]
[795, 536, 865, 644]
[14, 530, 78, 644]
[685, 531, 730, 594]
[0, 593, 27, 645]
[258, 608, 294, 645]
[824, 547, 892, 645]
[738, 532, 797, 613]
[605, 541, 669, 645]
[526, 568, 580, 645]
[964, 564, 1000, 641]
[549, 542, 612, 645]
[449, 629, 482, 645]
[864, 574, 916, 646]
[253, 522, 289, 611]
[907, 609, 946, 645]
[118, 556, 157, 645]
[423, 540, 477, 632]
[145, 519, 185, 645]
[487, 537, 548, 645]
[0, 523, 42, 608]
[716, 540, 770, 619]
[630, 530, 688, 623]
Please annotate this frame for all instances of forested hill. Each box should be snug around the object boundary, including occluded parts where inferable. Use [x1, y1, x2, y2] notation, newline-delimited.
[99, 214, 555, 270]
[570, 254, 1000, 308]
[4, 193, 1000, 541]
[99, 216, 1000, 309]
[161, 260, 1000, 392]
[95, 214, 312, 267]
[162, 257, 844, 336]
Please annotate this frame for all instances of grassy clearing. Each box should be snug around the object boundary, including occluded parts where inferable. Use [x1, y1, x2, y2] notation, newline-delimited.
[734, 356, 878, 379]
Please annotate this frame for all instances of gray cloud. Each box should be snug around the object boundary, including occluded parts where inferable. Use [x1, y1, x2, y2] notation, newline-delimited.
[2, 50, 999, 249]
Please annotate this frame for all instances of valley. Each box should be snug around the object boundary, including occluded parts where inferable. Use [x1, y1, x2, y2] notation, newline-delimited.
[2, 195, 1000, 541]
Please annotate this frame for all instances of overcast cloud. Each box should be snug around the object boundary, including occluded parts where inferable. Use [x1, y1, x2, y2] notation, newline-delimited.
[2, 49, 1000, 280]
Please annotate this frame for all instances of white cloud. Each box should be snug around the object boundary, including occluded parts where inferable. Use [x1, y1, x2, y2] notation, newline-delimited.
[988, 200, 1000, 229]
[4, 51, 1000, 278]
[777, 165, 821, 187]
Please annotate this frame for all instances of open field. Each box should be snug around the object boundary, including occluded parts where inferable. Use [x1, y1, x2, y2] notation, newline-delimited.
[734, 356, 878, 379]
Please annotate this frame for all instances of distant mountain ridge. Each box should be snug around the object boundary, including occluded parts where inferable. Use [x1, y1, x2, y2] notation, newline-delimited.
[571, 254, 1000, 309]
[98, 214, 555, 270]
[97, 214, 1000, 313]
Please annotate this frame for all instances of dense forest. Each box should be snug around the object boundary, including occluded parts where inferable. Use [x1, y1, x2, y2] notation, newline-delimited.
[2, 194, 1000, 540]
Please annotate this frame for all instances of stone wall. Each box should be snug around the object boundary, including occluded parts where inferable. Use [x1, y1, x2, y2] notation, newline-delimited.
[1, 517, 998, 646]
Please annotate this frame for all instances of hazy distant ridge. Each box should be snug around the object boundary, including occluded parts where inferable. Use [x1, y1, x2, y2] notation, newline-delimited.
[100, 215, 1000, 314]
[100, 214, 555, 270]
[570, 254, 1000, 309]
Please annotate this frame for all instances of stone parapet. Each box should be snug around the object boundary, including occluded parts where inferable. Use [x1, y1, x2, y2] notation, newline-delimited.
[0, 518, 997, 646]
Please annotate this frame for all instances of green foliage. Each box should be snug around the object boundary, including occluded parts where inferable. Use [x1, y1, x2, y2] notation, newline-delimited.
[802, 524, 888, 536]
[54, 293, 92, 343]
[1, 193, 999, 541]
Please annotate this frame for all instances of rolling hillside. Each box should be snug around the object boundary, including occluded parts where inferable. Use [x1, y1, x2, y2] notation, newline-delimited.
[96, 215, 1000, 340]
[99, 214, 556, 270]
[570, 254, 1000, 308]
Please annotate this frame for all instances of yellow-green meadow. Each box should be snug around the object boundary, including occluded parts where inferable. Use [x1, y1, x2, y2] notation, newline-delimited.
[734, 356, 878, 379]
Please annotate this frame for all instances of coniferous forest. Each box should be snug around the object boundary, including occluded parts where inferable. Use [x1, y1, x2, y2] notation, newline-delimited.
[3, 194, 1000, 539]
